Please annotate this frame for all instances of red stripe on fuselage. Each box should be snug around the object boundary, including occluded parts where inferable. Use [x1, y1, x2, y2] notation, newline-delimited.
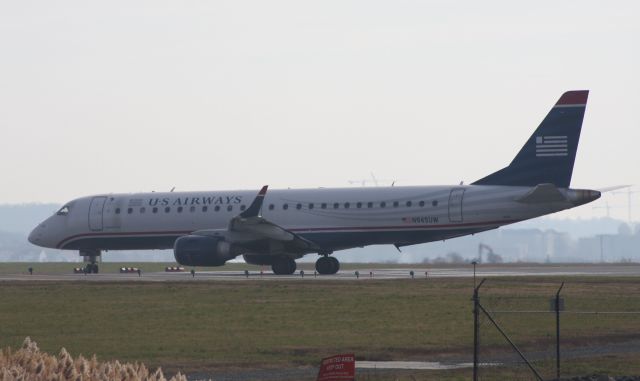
[288, 219, 517, 232]
[57, 230, 192, 249]
[56, 219, 520, 249]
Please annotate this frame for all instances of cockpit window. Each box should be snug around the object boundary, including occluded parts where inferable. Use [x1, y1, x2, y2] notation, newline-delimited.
[56, 205, 70, 216]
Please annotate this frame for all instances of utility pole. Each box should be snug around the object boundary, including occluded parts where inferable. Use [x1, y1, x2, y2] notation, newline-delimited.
[612, 187, 639, 223]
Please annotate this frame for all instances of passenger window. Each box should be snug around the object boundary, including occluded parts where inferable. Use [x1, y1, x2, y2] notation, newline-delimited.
[140, 207, 146, 214]
[380, 202, 386, 208]
[432, 200, 438, 207]
[214, 205, 220, 212]
[296, 203, 302, 210]
[240, 205, 246, 211]
[164, 207, 170, 213]
[356, 202, 362, 208]
[56, 206, 70, 216]
[115, 208, 121, 214]
[419, 201, 425, 207]
[202, 206, 208, 212]
[333, 203, 339, 209]
[227, 205, 233, 212]
[367, 202, 373, 208]
[269, 204, 274, 210]
[406, 201, 412, 207]
[152, 207, 158, 214]
[283, 204, 289, 210]
[393, 201, 399, 208]
[190, 206, 196, 212]
[177, 206, 183, 213]
[344, 202, 350, 209]
[321, 203, 327, 209]
[127, 208, 133, 214]
[309, 203, 314, 209]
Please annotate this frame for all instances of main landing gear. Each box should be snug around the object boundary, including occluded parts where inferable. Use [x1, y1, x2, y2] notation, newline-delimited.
[271, 256, 297, 275]
[268, 255, 339, 276]
[80, 250, 100, 274]
[315, 255, 339, 275]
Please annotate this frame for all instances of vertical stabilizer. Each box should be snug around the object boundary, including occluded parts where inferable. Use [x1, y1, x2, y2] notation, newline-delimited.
[473, 90, 588, 188]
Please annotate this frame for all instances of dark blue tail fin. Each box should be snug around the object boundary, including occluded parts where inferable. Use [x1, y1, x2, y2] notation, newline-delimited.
[472, 90, 589, 188]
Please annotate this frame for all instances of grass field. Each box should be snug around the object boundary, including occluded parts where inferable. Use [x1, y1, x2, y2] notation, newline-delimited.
[0, 275, 639, 380]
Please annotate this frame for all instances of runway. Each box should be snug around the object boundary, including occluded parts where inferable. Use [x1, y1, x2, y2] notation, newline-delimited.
[1, 264, 639, 282]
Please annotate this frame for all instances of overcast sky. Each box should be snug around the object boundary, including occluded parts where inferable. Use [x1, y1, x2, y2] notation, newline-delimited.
[1, 0, 638, 221]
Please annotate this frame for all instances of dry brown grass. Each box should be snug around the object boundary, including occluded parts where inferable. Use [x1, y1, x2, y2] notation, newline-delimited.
[0, 337, 187, 381]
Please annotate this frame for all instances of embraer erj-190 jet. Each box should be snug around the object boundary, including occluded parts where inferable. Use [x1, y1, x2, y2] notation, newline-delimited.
[30, 91, 600, 275]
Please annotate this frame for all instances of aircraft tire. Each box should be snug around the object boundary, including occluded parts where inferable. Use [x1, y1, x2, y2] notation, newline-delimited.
[272, 257, 296, 275]
[328, 256, 339, 274]
[92, 264, 99, 274]
[316, 256, 339, 275]
[315, 257, 329, 274]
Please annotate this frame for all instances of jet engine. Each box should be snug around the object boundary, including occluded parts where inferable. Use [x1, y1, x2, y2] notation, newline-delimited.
[174, 235, 234, 266]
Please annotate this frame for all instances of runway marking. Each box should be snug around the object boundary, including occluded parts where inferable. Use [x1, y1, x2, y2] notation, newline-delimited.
[356, 361, 500, 370]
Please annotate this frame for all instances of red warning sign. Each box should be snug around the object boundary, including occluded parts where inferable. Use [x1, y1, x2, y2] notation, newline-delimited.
[316, 353, 355, 381]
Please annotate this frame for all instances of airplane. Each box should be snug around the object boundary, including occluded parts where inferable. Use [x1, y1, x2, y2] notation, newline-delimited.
[29, 90, 601, 275]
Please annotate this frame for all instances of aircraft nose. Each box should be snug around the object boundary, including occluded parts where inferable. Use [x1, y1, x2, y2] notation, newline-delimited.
[28, 224, 44, 245]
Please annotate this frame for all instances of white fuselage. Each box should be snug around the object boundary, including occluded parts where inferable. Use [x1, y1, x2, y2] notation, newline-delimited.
[28, 184, 597, 258]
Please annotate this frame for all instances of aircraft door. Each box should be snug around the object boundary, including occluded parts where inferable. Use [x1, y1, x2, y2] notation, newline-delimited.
[89, 196, 107, 231]
[103, 197, 124, 229]
[448, 188, 465, 223]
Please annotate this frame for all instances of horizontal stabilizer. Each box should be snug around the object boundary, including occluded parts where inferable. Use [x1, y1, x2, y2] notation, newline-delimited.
[515, 183, 568, 204]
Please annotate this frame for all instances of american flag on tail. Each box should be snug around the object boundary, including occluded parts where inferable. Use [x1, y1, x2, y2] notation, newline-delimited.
[535, 136, 568, 157]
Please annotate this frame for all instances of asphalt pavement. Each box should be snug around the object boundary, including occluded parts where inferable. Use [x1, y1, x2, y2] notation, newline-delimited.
[1, 264, 639, 282]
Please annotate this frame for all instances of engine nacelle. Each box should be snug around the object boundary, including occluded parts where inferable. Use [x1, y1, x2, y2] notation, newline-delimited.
[174, 235, 234, 267]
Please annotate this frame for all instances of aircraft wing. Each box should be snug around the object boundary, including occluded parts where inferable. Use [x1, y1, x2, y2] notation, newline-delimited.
[192, 185, 321, 253]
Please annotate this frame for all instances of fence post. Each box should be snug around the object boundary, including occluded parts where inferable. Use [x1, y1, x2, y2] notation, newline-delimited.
[473, 278, 486, 381]
[556, 281, 565, 380]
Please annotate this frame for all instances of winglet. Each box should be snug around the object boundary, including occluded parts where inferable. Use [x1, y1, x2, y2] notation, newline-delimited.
[240, 185, 268, 218]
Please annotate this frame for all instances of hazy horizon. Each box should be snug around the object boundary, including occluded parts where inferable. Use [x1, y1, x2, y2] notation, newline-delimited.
[1, 1, 638, 222]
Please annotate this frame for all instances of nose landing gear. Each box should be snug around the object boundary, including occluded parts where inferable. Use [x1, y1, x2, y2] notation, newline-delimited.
[80, 250, 101, 274]
[84, 263, 99, 274]
[315, 256, 339, 275]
